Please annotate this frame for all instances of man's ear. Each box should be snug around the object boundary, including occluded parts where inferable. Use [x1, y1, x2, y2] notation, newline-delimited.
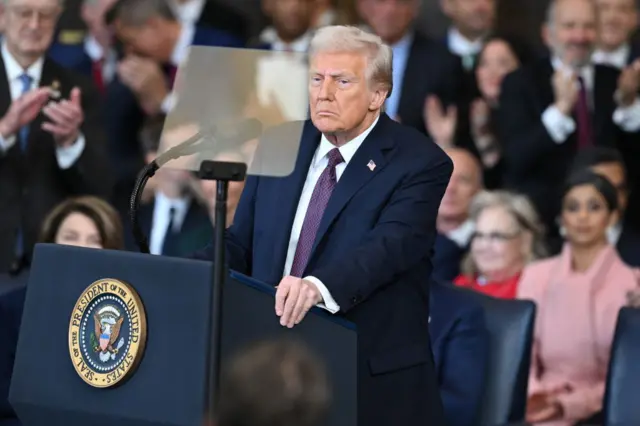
[369, 87, 388, 112]
[541, 23, 552, 48]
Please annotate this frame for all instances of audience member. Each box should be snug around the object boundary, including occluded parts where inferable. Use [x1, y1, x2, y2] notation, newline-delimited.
[216, 339, 331, 426]
[592, 0, 640, 68]
[429, 281, 489, 426]
[256, 0, 315, 51]
[455, 190, 546, 299]
[433, 148, 482, 281]
[0, 0, 112, 274]
[0, 195, 123, 421]
[48, 0, 118, 93]
[426, 34, 532, 188]
[121, 115, 211, 256]
[167, 0, 249, 43]
[570, 146, 640, 266]
[357, 0, 461, 135]
[498, 0, 640, 249]
[519, 171, 637, 425]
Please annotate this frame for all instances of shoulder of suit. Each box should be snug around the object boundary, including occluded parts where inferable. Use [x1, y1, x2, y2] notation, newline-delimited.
[45, 57, 97, 91]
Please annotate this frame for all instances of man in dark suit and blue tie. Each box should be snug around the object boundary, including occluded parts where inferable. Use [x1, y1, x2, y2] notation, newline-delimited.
[197, 25, 453, 426]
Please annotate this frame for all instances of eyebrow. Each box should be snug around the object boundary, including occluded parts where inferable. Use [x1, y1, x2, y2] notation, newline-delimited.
[310, 70, 357, 79]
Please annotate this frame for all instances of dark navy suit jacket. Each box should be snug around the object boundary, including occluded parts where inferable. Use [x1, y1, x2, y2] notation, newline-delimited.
[0, 286, 26, 423]
[429, 282, 489, 426]
[195, 114, 453, 426]
[432, 232, 466, 282]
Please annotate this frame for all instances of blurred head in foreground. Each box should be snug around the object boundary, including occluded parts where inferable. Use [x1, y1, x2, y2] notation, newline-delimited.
[216, 339, 331, 426]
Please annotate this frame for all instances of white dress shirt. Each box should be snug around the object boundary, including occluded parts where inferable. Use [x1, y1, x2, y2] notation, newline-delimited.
[541, 56, 640, 143]
[592, 44, 630, 69]
[170, 0, 205, 26]
[447, 219, 475, 248]
[447, 27, 484, 70]
[258, 28, 313, 53]
[284, 115, 380, 313]
[0, 42, 85, 168]
[149, 192, 190, 255]
[607, 222, 622, 246]
[84, 35, 116, 84]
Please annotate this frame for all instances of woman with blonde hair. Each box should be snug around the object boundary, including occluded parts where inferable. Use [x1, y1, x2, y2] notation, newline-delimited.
[454, 190, 546, 299]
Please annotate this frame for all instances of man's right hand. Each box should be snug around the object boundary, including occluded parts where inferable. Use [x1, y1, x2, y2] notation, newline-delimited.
[0, 87, 51, 138]
[552, 69, 579, 115]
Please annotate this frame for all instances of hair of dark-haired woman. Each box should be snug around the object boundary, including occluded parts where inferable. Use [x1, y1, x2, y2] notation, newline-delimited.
[562, 170, 619, 213]
[476, 33, 536, 70]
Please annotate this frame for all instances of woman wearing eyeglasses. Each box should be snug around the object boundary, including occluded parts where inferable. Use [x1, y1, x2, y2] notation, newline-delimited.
[454, 190, 547, 299]
[519, 170, 638, 426]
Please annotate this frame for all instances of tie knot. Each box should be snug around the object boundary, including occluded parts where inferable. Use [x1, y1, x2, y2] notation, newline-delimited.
[19, 73, 32, 89]
[327, 148, 344, 168]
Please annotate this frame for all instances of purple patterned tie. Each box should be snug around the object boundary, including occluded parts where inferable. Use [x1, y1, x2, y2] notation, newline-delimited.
[576, 76, 593, 149]
[290, 148, 344, 277]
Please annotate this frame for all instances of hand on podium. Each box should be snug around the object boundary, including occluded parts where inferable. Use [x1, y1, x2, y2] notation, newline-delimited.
[275, 276, 322, 328]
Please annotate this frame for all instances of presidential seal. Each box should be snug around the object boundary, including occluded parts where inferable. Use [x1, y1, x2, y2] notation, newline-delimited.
[68, 278, 147, 388]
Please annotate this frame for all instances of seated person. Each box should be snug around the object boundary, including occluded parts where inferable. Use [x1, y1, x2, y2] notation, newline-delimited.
[519, 171, 638, 425]
[429, 281, 489, 426]
[455, 190, 546, 299]
[0, 196, 123, 421]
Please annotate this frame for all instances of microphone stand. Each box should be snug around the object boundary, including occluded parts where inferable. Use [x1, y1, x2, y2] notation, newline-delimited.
[198, 160, 247, 424]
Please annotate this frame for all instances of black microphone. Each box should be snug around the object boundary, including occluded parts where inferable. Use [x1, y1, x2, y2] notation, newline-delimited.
[129, 118, 263, 253]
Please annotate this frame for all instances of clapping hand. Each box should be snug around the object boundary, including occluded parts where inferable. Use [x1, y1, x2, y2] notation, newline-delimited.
[526, 391, 565, 423]
[552, 69, 579, 115]
[42, 87, 84, 147]
[275, 276, 322, 328]
[424, 95, 457, 148]
[616, 59, 640, 107]
[0, 87, 50, 138]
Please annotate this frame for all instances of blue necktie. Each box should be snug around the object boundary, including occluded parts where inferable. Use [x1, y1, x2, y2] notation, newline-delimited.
[18, 73, 32, 151]
[14, 73, 33, 262]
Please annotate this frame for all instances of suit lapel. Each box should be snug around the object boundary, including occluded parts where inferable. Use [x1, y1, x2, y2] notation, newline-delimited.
[0, 54, 12, 120]
[536, 59, 555, 111]
[269, 123, 321, 278]
[397, 37, 422, 120]
[309, 115, 395, 259]
[592, 66, 615, 144]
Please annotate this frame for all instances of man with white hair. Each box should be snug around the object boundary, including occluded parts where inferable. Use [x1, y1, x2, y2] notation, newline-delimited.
[196, 25, 452, 426]
[498, 0, 640, 248]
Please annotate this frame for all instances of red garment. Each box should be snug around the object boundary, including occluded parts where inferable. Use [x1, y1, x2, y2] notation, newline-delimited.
[453, 273, 521, 299]
[92, 59, 105, 94]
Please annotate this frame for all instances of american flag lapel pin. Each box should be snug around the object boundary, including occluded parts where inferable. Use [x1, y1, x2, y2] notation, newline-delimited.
[367, 160, 376, 171]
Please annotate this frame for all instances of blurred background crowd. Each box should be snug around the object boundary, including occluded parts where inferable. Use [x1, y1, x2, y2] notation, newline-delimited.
[1, 0, 640, 425]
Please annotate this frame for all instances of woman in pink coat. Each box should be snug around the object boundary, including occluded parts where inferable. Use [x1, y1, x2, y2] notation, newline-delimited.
[518, 171, 638, 426]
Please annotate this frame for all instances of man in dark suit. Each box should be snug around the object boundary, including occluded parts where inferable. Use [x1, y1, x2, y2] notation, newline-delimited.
[0, 0, 112, 274]
[356, 0, 461, 136]
[196, 25, 453, 426]
[429, 281, 489, 426]
[169, 0, 249, 43]
[498, 0, 640, 244]
[105, 0, 244, 206]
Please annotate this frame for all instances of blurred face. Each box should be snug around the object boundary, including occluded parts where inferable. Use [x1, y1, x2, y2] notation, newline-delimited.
[543, 0, 598, 68]
[471, 206, 529, 279]
[309, 51, 386, 138]
[591, 161, 627, 215]
[114, 18, 173, 61]
[596, 0, 638, 51]
[81, 0, 117, 43]
[55, 212, 103, 249]
[439, 150, 482, 220]
[476, 40, 520, 102]
[271, 0, 313, 41]
[442, 0, 495, 38]
[1, 0, 61, 61]
[358, 0, 418, 44]
[561, 184, 615, 247]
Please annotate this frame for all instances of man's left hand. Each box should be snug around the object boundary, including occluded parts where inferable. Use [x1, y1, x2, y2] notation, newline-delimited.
[616, 59, 640, 106]
[275, 276, 322, 328]
[42, 87, 83, 147]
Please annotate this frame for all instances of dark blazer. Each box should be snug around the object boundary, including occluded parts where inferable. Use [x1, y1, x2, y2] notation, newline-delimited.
[432, 233, 466, 282]
[106, 26, 243, 203]
[0, 56, 112, 272]
[396, 32, 463, 137]
[0, 286, 26, 421]
[195, 114, 453, 426]
[429, 281, 489, 426]
[197, 1, 249, 43]
[498, 57, 640, 234]
[617, 223, 640, 267]
[122, 196, 212, 256]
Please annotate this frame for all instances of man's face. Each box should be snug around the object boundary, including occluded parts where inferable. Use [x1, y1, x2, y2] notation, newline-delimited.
[115, 18, 171, 61]
[596, 0, 638, 51]
[544, 0, 598, 67]
[81, 0, 117, 38]
[270, 0, 313, 41]
[309, 51, 382, 135]
[442, 0, 495, 38]
[1, 0, 60, 59]
[438, 150, 482, 220]
[358, 0, 418, 44]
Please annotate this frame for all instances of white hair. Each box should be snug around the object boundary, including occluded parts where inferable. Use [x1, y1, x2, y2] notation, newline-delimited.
[309, 25, 393, 97]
